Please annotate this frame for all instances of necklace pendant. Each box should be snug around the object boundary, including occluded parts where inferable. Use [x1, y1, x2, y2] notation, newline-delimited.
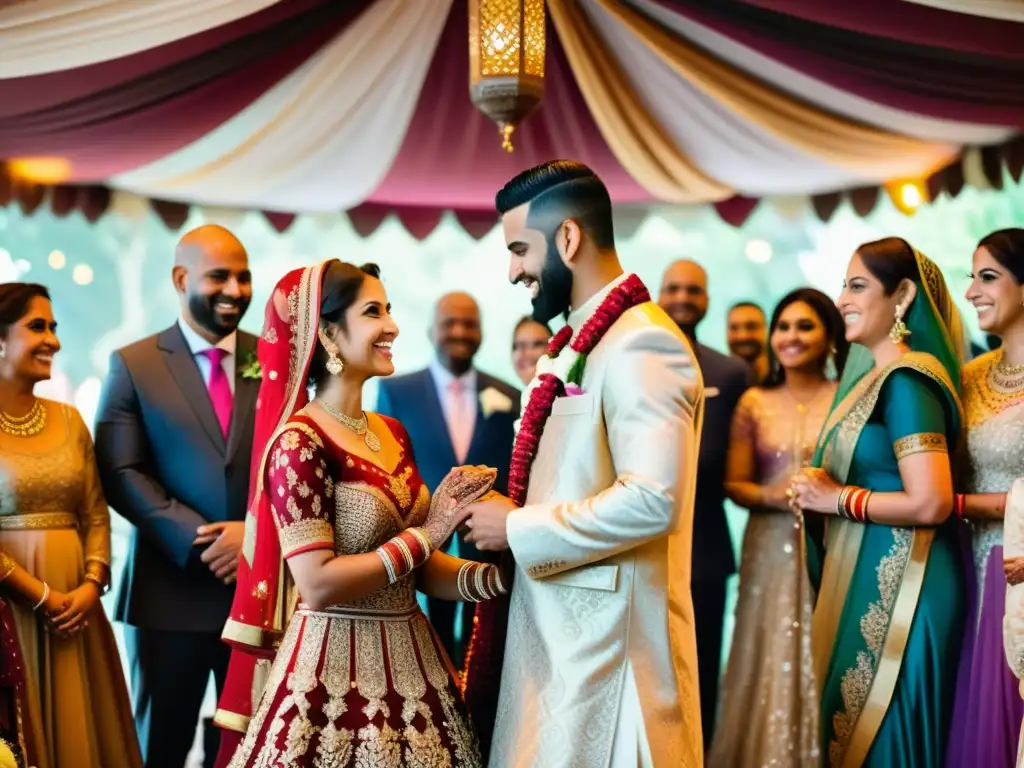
[364, 430, 381, 452]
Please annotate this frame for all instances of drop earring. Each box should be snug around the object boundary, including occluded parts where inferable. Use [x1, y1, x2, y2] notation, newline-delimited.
[326, 353, 344, 376]
[889, 305, 911, 345]
[0, 346, 5, 359]
[317, 328, 344, 376]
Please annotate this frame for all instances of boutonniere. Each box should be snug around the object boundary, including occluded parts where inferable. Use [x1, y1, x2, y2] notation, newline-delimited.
[240, 350, 262, 380]
[479, 387, 513, 419]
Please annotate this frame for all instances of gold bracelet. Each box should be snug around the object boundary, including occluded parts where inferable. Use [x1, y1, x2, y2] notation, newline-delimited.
[84, 573, 110, 595]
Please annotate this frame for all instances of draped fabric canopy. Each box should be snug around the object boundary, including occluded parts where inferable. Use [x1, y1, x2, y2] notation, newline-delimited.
[0, 0, 1021, 227]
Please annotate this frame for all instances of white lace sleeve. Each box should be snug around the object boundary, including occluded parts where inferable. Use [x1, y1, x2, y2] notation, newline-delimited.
[1002, 478, 1024, 680]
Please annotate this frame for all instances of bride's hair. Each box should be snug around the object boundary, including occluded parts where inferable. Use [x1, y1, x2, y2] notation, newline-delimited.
[308, 261, 381, 388]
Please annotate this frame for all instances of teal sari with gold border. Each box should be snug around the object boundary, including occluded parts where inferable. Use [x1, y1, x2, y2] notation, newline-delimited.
[811, 354, 963, 767]
[808, 248, 967, 768]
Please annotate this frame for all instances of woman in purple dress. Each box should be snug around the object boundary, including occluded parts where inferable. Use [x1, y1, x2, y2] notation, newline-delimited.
[947, 229, 1024, 767]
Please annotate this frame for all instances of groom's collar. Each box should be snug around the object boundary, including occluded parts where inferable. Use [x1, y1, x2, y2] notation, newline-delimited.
[566, 272, 628, 333]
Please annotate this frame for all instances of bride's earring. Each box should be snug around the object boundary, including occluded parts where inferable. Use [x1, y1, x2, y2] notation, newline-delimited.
[889, 304, 910, 345]
[317, 328, 344, 376]
[326, 352, 344, 376]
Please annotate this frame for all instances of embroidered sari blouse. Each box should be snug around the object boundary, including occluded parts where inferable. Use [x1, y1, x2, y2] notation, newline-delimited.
[266, 413, 430, 574]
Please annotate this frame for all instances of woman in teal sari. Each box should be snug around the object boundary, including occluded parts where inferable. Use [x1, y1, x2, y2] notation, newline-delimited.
[791, 237, 966, 767]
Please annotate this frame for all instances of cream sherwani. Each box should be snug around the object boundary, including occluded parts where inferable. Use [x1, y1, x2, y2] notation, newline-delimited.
[489, 275, 705, 768]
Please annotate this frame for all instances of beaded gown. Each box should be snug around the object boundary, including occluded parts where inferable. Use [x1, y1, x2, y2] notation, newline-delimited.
[708, 385, 833, 767]
[0, 400, 140, 768]
[229, 413, 481, 767]
[946, 349, 1024, 767]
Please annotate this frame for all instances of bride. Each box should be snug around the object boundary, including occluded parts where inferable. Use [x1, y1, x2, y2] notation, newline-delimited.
[220, 260, 505, 767]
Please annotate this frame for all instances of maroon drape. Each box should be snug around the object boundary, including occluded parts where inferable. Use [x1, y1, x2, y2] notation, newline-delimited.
[0, 0, 373, 179]
[657, 0, 1024, 124]
[735, 0, 1024, 59]
[367, 0, 650, 208]
[714, 196, 759, 227]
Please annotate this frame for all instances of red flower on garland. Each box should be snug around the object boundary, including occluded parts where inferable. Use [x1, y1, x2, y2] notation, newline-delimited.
[507, 274, 650, 506]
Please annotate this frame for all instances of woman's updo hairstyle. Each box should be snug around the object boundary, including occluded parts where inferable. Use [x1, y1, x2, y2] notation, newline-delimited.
[308, 261, 382, 388]
[977, 228, 1024, 285]
[855, 237, 921, 296]
[0, 283, 50, 339]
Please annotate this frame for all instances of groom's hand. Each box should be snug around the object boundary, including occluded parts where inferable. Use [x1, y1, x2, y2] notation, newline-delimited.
[463, 493, 518, 551]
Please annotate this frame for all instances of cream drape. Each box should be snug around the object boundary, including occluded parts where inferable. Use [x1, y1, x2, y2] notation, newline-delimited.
[595, 0, 961, 180]
[583, 0, 877, 195]
[113, 0, 452, 212]
[632, 0, 1013, 147]
[0, 0, 281, 78]
[547, 0, 733, 204]
[903, 0, 1024, 22]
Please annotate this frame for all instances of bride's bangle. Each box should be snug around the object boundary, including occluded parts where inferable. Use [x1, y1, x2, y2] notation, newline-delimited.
[33, 582, 50, 611]
[457, 562, 507, 603]
[376, 527, 432, 584]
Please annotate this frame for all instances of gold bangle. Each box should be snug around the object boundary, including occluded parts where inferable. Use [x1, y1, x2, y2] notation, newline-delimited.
[33, 582, 49, 611]
[84, 573, 110, 595]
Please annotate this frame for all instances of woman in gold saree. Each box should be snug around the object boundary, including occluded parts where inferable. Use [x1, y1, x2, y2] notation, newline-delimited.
[792, 238, 966, 767]
[709, 288, 848, 768]
[0, 283, 140, 768]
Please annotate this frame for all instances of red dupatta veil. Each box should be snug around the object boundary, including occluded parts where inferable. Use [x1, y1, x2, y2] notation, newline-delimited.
[213, 261, 332, 750]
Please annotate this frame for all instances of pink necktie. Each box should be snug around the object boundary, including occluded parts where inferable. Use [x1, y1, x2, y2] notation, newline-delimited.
[447, 379, 473, 464]
[201, 348, 233, 438]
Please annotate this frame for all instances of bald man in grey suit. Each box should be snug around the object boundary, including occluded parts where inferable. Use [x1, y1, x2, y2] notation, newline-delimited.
[94, 226, 259, 767]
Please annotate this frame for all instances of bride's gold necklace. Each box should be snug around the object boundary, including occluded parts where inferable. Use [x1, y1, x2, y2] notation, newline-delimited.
[316, 399, 381, 452]
[990, 349, 1024, 394]
[0, 399, 46, 437]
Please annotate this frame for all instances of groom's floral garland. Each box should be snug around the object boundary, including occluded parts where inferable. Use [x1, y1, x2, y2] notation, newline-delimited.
[508, 274, 650, 506]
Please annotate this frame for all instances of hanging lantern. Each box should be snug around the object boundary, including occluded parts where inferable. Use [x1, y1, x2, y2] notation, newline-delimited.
[469, 0, 546, 153]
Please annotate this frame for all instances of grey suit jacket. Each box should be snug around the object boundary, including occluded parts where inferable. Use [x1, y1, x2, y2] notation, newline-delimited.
[94, 324, 259, 632]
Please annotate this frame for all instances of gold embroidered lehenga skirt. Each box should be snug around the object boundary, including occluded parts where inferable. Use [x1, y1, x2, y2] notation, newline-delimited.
[228, 601, 481, 767]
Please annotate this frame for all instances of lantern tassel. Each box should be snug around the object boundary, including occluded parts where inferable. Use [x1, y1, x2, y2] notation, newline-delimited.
[501, 124, 516, 153]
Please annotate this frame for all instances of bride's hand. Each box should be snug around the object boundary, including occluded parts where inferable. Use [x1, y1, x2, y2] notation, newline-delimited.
[424, 466, 497, 548]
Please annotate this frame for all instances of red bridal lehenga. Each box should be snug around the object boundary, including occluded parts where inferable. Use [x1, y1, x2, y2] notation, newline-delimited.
[227, 413, 480, 767]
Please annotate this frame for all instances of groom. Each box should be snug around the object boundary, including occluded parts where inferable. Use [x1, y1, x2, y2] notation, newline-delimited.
[462, 160, 705, 767]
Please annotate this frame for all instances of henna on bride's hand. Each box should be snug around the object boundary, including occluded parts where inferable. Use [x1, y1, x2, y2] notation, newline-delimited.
[424, 466, 498, 547]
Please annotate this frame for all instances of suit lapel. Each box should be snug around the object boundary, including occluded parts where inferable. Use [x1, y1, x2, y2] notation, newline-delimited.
[226, 332, 258, 463]
[158, 324, 225, 455]
[420, 371, 458, 468]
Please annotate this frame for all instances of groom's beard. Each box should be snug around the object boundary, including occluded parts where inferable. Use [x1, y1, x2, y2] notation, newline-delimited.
[530, 239, 574, 325]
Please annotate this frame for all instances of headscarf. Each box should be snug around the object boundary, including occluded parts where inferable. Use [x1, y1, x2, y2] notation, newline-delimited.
[814, 247, 965, 464]
[221, 260, 333, 655]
